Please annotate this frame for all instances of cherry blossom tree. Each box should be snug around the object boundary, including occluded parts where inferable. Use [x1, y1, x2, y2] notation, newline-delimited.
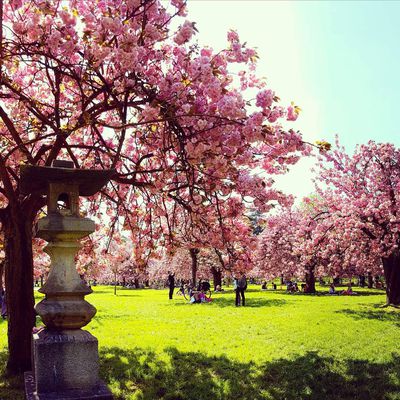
[257, 196, 382, 293]
[315, 140, 400, 305]
[257, 209, 302, 282]
[0, 0, 307, 373]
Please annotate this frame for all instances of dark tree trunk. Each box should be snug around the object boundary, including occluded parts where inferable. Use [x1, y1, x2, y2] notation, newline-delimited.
[189, 248, 199, 287]
[382, 251, 400, 305]
[304, 266, 316, 293]
[210, 266, 222, 290]
[0, 260, 4, 291]
[4, 209, 35, 375]
[367, 272, 373, 289]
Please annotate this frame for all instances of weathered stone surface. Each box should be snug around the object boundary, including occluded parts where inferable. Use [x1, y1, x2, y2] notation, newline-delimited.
[35, 215, 96, 329]
[32, 329, 101, 393]
[25, 371, 113, 400]
[20, 164, 116, 197]
[35, 298, 96, 330]
[36, 216, 95, 242]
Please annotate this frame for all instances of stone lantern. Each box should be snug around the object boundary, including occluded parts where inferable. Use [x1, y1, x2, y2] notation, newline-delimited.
[21, 160, 115, 400]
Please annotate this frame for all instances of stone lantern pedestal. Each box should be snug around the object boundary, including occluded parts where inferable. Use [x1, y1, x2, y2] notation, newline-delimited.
[21, 161, 115, 400]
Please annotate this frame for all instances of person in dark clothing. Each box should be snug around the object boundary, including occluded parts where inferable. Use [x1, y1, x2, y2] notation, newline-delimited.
[236, 274, 247, 306]
[201, 280, 211, 292]
[167, 271, 175, 300]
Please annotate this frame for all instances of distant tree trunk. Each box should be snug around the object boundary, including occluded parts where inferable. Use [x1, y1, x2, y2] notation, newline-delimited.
[382, 251, 400, 306]
[134, 277, 139, 288]
[189, 248, 199, 287]
[367, 271, 373, 289]
[4, 207, 35, 375]
[304, 266, 316, 293]
[210, 266, 222, 290]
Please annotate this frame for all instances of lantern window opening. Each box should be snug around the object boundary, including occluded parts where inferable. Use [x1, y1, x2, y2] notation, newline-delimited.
[57, 192, 71, 211]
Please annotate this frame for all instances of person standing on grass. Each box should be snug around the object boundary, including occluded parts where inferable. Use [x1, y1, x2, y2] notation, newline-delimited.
[235, 274, 247, 306]
[167, 271, 175, 300]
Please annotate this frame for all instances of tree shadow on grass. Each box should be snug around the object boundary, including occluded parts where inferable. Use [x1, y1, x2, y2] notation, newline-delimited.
[337, 308, 400, 326]
[0, 348, 25, 400]
[99, 347, 400, 400]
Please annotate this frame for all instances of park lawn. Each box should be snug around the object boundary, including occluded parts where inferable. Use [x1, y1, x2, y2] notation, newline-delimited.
[1, 285, 400, 399]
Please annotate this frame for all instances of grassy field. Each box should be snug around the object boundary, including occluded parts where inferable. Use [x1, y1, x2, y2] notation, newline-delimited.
[1, 284, 400, 399]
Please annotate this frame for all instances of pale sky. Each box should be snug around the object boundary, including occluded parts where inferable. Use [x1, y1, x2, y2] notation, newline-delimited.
[185, 0, 400, 200]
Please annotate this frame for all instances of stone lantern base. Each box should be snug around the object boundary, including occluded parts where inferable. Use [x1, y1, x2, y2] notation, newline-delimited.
[24, 329, 113, 400]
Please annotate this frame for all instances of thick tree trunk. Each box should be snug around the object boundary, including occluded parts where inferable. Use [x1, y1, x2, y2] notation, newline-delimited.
[382, 251, 400, 306]
[4, 209, 35, 375]
[189, 248, 199, 287]
[210, 266, 222, 290]
[0, 260, 4, 291]
[304, 266, 316, 293]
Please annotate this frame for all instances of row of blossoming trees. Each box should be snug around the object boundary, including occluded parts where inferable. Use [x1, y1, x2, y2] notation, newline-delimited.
[77, 140, 400, 309]
[258, 140, 400, 306]
[0, 0, 306, 374]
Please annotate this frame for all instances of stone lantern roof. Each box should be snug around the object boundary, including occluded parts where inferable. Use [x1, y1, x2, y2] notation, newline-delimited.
[20, 160, 116, 196]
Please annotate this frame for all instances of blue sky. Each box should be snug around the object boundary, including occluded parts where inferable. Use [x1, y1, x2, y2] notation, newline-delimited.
[186, 1, 400, 198]
[293, 1, 400, 149]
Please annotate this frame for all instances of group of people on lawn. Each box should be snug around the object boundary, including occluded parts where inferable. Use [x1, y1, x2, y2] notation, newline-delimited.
[168, 270, 369, 303]
[167, 271, 248, 306]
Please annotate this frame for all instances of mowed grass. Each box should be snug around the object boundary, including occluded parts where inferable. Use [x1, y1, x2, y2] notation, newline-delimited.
[1, 285, 400, 399]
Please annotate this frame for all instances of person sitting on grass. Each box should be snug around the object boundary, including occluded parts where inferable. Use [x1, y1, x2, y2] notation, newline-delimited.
[190, 290, 212, 304]
[329, 283, 336, 295]
[261, 281, 267, 291]
[341, 283, 357, 295]
[190, 292, 199, 303]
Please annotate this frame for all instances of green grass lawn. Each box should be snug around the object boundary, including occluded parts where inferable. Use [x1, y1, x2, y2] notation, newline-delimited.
[1, 285, 400, 399]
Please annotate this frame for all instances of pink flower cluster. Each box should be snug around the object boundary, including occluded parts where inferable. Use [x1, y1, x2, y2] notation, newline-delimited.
[174, 21, 196, 45]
